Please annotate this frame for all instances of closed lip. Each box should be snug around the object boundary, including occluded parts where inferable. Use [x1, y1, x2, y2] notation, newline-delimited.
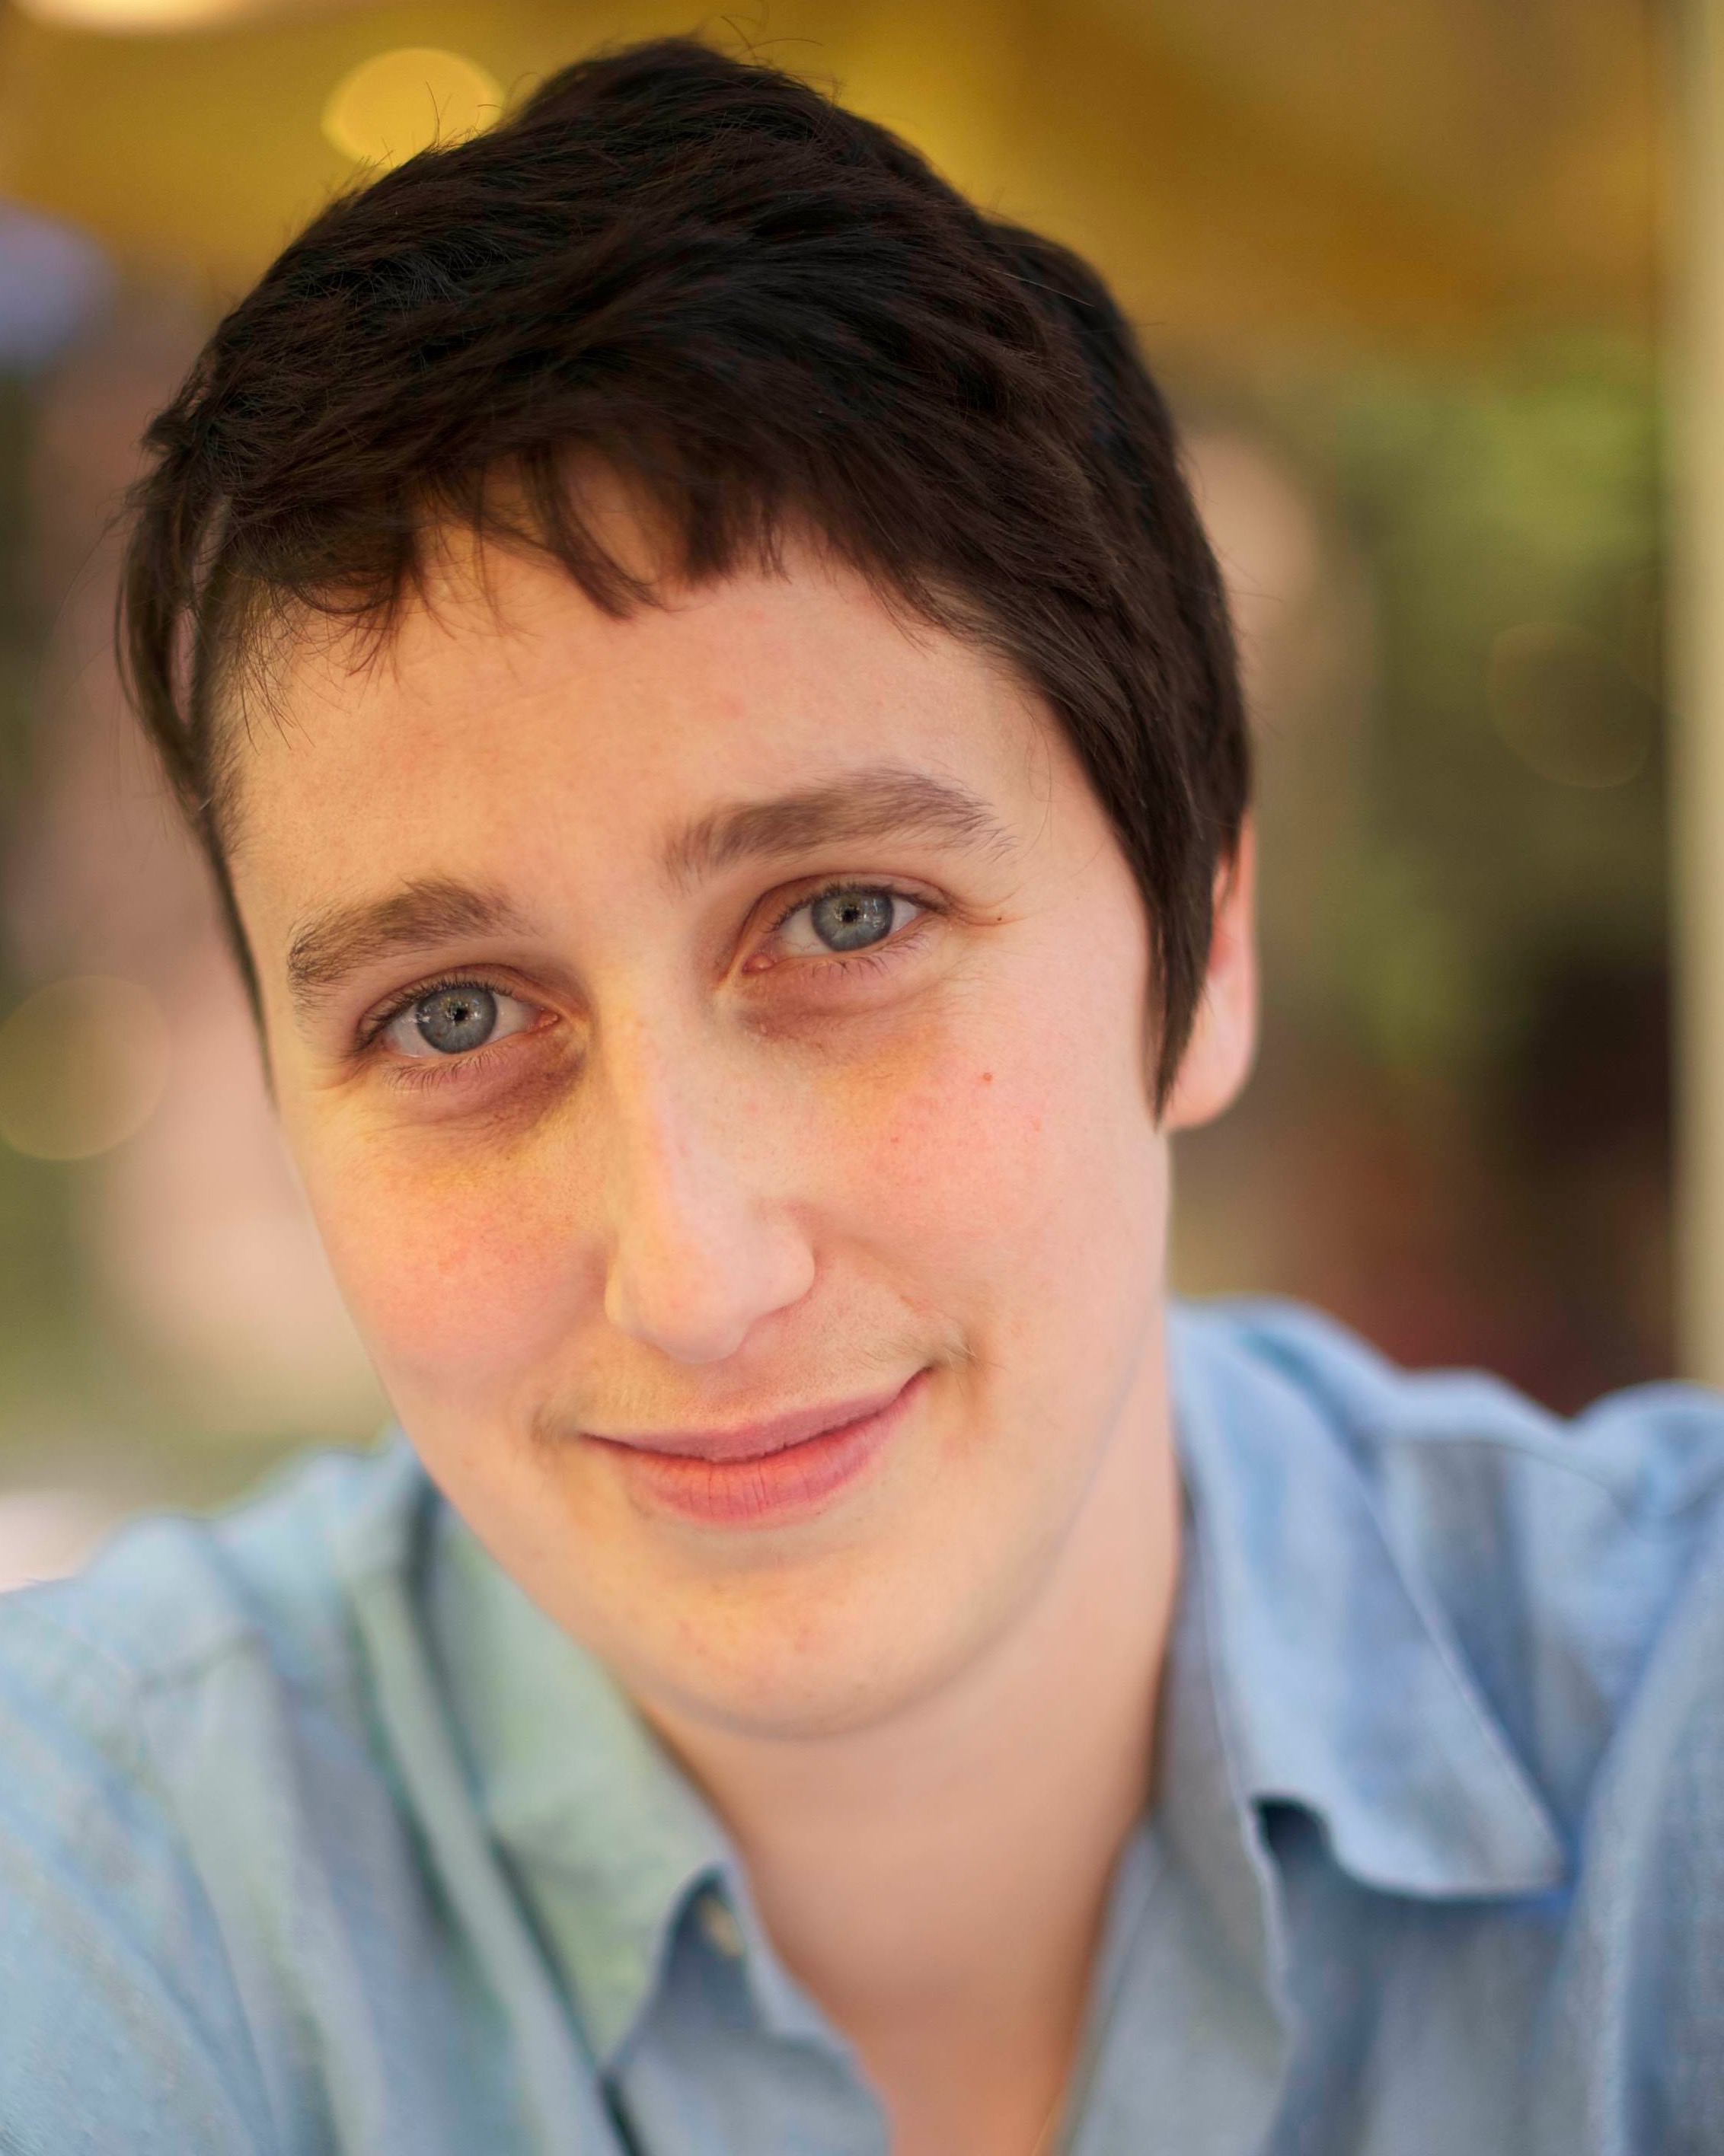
[586, 1376, 917, 1464]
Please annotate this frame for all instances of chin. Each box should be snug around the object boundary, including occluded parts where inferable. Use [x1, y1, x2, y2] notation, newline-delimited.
[622, 1514, 1063, 1748]
[653, 1643, 944, 1743]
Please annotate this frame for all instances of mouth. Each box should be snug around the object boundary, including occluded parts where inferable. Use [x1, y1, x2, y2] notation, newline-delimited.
[585, 1369, 927, 1528]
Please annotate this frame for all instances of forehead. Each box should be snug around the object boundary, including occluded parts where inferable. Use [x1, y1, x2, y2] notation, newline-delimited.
[232, 532, 1064, 892]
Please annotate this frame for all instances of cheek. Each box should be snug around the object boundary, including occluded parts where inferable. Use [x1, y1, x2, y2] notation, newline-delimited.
[827, 981, 1163, 1329]
[296, 1129, 588, 1401]
[287, 923, 1158, 1408]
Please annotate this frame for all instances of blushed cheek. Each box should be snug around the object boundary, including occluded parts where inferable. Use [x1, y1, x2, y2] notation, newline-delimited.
[834, 1012, 1154, 1319]
[856, 1066, 1031, 1241]
[299, 1143, 589, 1405]
[290, 966, 1155, 1424]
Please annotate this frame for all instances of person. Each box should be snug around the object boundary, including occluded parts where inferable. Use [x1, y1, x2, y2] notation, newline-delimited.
[1, 35, 1719, 2156]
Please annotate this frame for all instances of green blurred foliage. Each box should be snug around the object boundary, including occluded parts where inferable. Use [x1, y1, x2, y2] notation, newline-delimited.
[1265, 340, 1664, 1083]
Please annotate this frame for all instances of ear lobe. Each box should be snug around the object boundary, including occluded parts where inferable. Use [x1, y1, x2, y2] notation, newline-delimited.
[1161, 819, 1259, 1134]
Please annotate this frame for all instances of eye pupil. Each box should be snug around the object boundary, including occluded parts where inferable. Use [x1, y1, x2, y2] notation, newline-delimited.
[811, 888, 894, 952]
[415, 984, 497, 1054]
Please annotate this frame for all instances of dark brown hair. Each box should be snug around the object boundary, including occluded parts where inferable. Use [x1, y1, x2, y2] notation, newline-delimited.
[119, 35, 1247, 1104]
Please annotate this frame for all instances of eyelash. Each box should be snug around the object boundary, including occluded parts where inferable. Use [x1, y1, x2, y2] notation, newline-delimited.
[359, 973, 503, 1055]
[756, 880, 937, 977]
[356, 879, 939, 1077]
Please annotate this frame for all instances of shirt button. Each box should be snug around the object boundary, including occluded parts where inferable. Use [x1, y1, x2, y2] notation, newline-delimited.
[698, 1890, 746, 1961]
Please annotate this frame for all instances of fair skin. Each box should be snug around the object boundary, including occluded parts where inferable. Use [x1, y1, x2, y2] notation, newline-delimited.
[228, 515, 1257, 2156]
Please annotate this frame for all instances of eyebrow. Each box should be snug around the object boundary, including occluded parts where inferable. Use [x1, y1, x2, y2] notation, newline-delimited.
[284, 765, 1014, 1022]
[660, 764, 1015, 890]
[286, 879, 530, 1019]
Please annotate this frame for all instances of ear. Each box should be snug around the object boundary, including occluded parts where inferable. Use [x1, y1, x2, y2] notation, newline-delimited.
[1161, 818, 1259, 1134]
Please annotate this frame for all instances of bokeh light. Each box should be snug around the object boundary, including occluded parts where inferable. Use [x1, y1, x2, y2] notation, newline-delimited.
[0, 206, 110, 370]
[322, 47, 504, 170]
[0, 978, 171, 1163]
[1488, 619, 1655, 788]
[13, 0, 267, 26]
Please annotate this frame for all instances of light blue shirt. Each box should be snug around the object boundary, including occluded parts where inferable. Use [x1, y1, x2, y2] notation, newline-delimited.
[2, 1298, 1721, 2154]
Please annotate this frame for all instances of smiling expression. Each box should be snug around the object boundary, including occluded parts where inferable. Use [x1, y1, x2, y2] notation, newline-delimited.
[228, 521, 1254, 1737]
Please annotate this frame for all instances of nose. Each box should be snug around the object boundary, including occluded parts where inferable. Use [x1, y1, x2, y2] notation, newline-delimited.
[595, 1013, 816, 1366]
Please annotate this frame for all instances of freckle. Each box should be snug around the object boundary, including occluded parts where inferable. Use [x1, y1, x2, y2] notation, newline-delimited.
[980, 1071, 993, 1084]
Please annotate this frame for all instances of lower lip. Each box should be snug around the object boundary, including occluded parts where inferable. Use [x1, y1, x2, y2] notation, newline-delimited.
[595, 1370, 927, 1529]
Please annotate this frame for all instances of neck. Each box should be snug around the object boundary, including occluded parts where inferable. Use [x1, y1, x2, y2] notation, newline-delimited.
[643, 1363, 1183, 2156]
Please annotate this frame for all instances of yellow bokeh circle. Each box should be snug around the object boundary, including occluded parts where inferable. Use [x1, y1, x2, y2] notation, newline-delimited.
[13, 0, 252, 25]
[323, 48, 504, 171]
[0, 977, 171, 1163]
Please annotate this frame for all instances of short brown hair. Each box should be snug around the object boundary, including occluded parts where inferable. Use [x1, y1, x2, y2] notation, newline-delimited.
[119, 35, 1247, 1105]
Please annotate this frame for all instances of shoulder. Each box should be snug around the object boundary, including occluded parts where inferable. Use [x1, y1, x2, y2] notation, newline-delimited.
[0, 1439, 413, 1695]
[1174, 1292, 1724, 1519]
[1173, 1296, 1724, 2128]
[0, 1440, 426, 2153]
[1171, 1296, 1724, 1826]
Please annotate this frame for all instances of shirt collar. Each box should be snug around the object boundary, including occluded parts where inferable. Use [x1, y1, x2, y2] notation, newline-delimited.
[352, 1284, 1565, 2080]
[420, 1500, 732, 2065]
[1167, 1299, 1566, 1900]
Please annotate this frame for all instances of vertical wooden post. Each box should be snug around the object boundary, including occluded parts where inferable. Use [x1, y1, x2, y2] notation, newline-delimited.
[1674, 0, 1724, 1383]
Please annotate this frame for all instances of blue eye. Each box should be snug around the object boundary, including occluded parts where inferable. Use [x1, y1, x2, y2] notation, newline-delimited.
[380, 981, 538, 1059]
[809, 888, 896, 952]
[769, 885, 921, 964]
[413, 985, 496, 1054]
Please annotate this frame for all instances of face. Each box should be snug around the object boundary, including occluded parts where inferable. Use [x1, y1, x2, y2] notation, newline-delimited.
[231, 523, 1256, 1738]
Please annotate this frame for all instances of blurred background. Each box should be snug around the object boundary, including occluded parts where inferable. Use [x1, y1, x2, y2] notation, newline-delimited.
[0, 0, 1686, 1582]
